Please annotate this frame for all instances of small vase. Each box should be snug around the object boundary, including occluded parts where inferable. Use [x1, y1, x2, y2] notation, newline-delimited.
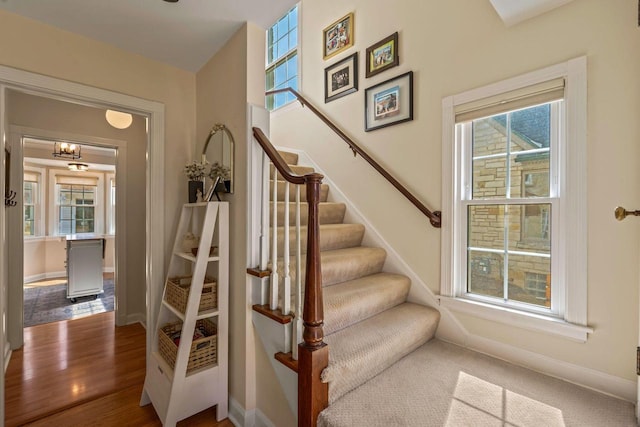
[188, 180, 204, 203]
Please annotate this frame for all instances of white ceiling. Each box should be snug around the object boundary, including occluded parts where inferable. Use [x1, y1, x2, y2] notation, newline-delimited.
[0, 0, 298, 72]
[489, 0, 575, 27]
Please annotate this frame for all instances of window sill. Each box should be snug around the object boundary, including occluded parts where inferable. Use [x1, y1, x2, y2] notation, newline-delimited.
[438, 296, 593, 343]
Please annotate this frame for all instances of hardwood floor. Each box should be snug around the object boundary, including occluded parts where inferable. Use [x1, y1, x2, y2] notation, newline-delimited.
[5, 312, 232, 426]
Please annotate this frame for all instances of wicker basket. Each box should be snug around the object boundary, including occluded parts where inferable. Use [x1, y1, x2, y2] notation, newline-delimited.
[158, 318, 217, 373]
[165, 276, 217, 314]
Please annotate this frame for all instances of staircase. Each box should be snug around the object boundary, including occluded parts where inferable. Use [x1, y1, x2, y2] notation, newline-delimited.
[253, 149, 441, 425]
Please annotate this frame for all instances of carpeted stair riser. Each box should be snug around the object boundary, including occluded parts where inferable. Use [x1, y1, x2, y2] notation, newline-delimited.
[272, 246, 387, 288]
[323, 273, 411, 335]
[277, 151, 299, 166]
[272, 223, 365, 255]
[270, 180, 330, 203]
[270, 201, 346, 226]
[322, 303, 440, 404]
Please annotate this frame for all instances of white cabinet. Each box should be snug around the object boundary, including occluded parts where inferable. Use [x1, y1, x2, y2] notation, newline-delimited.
[141, 202, 228, 426]
[66, 236, 104, 302]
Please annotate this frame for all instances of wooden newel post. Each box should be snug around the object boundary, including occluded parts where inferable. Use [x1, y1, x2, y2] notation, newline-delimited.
[298, 173, 329, 427]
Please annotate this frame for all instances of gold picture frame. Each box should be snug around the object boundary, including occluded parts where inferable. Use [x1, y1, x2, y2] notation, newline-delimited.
[323, 12, 354, 60]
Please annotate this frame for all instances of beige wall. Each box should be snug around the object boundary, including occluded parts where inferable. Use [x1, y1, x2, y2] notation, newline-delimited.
[0, 9, 196, 322]
[196, 22, 266, 416]
[271, 0, 640, 385]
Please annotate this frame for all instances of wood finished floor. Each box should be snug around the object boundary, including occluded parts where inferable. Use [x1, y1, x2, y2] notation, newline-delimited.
[5, 311, 233, 426]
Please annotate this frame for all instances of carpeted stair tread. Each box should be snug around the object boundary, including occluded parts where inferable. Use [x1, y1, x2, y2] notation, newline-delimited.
[271, 164, 315, 180]
[272, 246, 387, 288]
[322, 302, 440, 404]
[324, 273, 411, 335]
[271, 201, 346, 226]
[270, 180, 330, 202]
[273, 223, 365, 254]
[278, 151, 298, 165]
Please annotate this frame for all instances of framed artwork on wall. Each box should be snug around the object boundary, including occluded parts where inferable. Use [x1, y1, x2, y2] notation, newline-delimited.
[364, 71, 413, 132]
[365, 32, 399, 78]
[323, 12, 354, 60]
[324, 52, 358, 103]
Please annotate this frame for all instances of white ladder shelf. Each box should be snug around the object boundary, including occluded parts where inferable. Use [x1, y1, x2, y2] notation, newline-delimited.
[141, 202, 229, 425]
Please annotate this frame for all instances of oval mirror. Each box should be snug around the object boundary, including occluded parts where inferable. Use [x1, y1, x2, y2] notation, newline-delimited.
[202, 124, 234, 194]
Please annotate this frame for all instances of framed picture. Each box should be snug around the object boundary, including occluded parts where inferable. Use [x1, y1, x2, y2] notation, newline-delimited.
[324, 52, 358, 103]
[364, 71, 413, 132]
[323, 12, 354, 60]
[365, 32, 399, 78]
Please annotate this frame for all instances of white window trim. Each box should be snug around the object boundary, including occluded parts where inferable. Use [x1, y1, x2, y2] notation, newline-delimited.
[440, 56, 590, 342]
[106, 172, 116, 236]
[23, 165, 46, 238]
[265, 3, 301, 111]
[48, 168, 105, 236]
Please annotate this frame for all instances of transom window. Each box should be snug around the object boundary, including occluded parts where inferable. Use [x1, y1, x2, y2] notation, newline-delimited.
[266, 5, 299, 110]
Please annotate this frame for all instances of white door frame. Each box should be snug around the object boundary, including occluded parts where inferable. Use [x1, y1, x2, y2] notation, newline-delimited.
[0, 65, 166, 425]
[10, 126, 128, 337]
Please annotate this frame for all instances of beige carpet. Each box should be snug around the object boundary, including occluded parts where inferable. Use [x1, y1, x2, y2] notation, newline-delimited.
[318, 339, 636, 427]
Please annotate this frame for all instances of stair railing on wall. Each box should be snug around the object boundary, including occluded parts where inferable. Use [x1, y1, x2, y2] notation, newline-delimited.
[267, 88, 442, 228]
[252, 127, 329, 426]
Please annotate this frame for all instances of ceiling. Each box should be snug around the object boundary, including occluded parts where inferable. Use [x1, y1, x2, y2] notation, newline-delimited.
[0, 0, 571, 72]
[0, 0, 298, 72]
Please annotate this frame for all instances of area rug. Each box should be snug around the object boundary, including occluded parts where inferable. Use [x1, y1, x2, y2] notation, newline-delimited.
[23, 279, 114, 327]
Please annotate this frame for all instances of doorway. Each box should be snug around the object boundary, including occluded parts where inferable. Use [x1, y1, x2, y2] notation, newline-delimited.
[0, 64, 166, 421]
[22, 137, 118, 327]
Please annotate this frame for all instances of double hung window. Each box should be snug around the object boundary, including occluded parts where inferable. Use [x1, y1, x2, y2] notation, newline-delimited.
[441, 57, 590, 341]
[266, 5, 299, 110]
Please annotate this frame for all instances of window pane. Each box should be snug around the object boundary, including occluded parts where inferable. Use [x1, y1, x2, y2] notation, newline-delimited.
[289, 6, 298, 30]
[289, 27, 298, 50]
[266, 68, 275, 91]
[268, 45, 276, 65]
[468, 205, 505, 251]
[468, 250, 504, 299]
[287, 54, 297, 78]
[277, 37, 289, 59]
[508, 254, 551, 308]
[275, 62, 286, 86]
[277, 16, 288, 39]
[473, 157, 507, 199]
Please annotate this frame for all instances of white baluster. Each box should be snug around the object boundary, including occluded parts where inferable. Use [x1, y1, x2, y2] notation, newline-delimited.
[282, 182, 291, 315]
[292, 184, 303, 360]
[270, 162, 279, 311]
[260, 153, 269, 271]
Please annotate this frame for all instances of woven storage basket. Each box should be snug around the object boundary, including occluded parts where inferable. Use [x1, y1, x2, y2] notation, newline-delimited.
[165, 276, 217, 314]
[158, 318, 217, 373]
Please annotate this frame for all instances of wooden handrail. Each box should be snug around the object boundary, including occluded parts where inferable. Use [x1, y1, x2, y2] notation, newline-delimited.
[252, 127, 329, 427]
[267, 88, 442, 228]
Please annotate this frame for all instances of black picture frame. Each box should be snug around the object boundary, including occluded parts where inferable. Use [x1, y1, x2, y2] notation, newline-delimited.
[364, 71, 413, 132]
[324, 52, 358, 103]
[365, 32, 399, 78]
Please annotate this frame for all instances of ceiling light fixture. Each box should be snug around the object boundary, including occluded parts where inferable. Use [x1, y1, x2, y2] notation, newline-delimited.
[105, 109, 133, 129]
[53, 142, 82, 160]
[68, 163, 89, 172]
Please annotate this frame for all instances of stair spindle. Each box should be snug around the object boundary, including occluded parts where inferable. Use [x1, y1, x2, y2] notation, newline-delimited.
[282, 182, 291, 316]
[270, 162, 279, 311]
[260, 152, 270, 271]
[293, 184, 302, 360]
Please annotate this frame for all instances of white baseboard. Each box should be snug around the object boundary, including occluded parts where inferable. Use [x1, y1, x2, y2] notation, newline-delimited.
[457, 334, 636, 403]
[103, 267, 114, 273]
[126, 313, 145, 326]
[228, 396, 276, 427]
[24, 273, 46, 284]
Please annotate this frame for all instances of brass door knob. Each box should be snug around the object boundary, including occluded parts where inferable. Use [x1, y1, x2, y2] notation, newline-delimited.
[615, 206, 640, 221]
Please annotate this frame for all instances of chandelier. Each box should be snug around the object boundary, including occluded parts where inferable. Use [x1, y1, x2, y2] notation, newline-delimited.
[53, 142, 81, 160]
